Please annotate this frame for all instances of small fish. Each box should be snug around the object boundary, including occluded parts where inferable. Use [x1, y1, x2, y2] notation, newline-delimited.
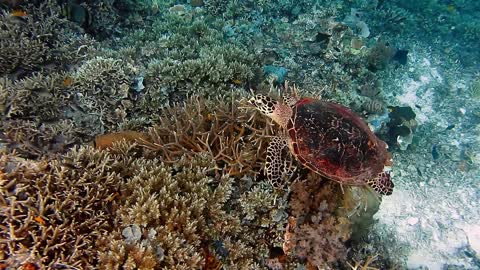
[34, 216, 46, 225]
[202, 244, 222, 270]
[232, 79, 242, 85]
[21, 263, 37, 270]
[446, 4, 456, 13]
[445, 124, 455, 131]
[94, 131, 149, 150]
[61, 1, 91, 28]
[63, 76, 73, 87]
[432, 144, 440, 160]
[10, 8, 27, 17]
[416, 167, 422, 177]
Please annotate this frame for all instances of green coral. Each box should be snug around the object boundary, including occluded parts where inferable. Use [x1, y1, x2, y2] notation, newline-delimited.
[101, 11, 259, 112]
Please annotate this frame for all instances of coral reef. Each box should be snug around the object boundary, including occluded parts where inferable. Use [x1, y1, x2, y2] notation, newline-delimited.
[0, 147, 123, 269]
[68, 56, 138, 135]
[0, 94, 382, 269]
[0, 1, 93, 77]
[284, 174, 352, 268]
[4, 0, 465, 268]
[0, 56, 139, 158]
[0, 73, 80, 158]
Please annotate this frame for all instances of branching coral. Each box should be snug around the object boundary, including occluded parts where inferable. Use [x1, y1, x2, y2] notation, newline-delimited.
[0, 1, 94, 77]
[69, 56, 138, 134]
[98, 153, 238, 269]
[0, 93, 383, 269]
[102, 11, 259, 111]
[0, 73, 67, 120]
[0, 56, 140, 158]
[94, 96, 293, 269]
[142, 96, 274, 178]
[142, 43, 256, 104]
[0, 73, 80, 158]
[0, 147, 123, 269]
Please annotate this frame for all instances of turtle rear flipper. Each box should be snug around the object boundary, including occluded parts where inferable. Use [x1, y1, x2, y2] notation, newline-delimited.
[367, 171, 394, 195]
[265, 136, 293, 188]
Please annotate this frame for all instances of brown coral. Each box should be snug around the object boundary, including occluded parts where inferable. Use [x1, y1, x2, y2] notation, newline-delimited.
[141, 96, 274, 178]
[285, 174, 352, 268]
[0, 147, 123, 269]
[0, 94, 380, 269]
[366, 41, 395, 71]
[0, 73, 80, 158]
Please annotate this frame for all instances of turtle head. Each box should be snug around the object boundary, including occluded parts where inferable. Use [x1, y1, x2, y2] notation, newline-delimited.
[249, 94, 292, 128]
[249, 95, 276, 115]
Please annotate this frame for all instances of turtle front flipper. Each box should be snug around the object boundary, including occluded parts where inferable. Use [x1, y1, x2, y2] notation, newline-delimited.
[367, 171, 394, 195]
[266, 136, 292, 188]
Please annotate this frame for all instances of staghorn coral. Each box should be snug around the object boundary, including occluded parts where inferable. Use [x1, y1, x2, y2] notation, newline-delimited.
[1, 95, 381, 269]
[0, 73, 67, 120]
[0, 1, 94, 77]
[98, 153, 237, 269]
[69, 56, 138, 136]
[0, 58, 139, 158]
[0, 119, 80, 159]
[142, 96, 274, 178]
[0, 146, 123, 269]
[100, 11, 259, 112]
[141, 43, 256, 110]
[0, 73, 81, 158]
[95, 96, 293, 269]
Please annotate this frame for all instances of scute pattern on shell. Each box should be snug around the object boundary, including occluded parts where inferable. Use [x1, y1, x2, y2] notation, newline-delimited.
[287, 98, 389, 185]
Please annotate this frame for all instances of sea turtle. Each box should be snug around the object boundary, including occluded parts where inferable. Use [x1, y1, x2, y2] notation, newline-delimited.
[249, 83, 394, 195]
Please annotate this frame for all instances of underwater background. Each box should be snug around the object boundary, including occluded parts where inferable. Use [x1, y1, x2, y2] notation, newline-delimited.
[0, 0, 479, 269]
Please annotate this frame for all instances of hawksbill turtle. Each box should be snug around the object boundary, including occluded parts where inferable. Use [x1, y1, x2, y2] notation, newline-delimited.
[249, 83, 394, 195]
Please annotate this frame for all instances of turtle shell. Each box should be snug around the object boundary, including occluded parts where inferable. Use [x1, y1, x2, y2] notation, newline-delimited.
[286, 98, 389, 185]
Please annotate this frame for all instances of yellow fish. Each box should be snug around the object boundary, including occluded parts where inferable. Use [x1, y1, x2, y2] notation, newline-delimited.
[10, 8, 27, 17]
